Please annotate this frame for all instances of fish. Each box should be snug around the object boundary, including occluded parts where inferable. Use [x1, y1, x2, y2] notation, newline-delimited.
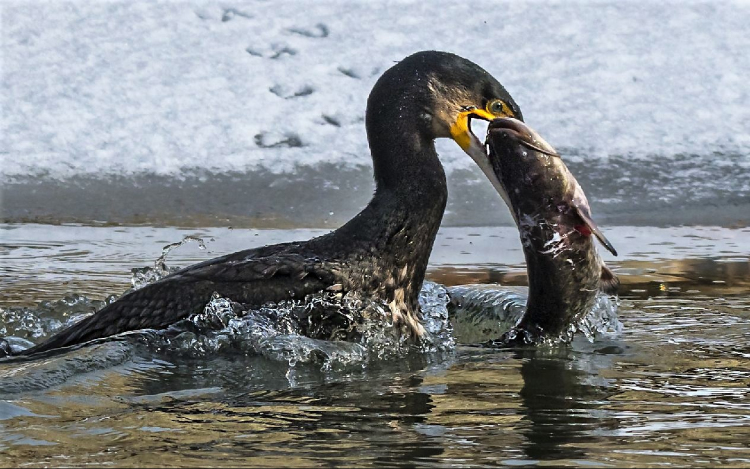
[468, 117, 619, 344]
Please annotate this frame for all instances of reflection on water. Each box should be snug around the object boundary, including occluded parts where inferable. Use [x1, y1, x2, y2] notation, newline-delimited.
[0, 224, 749, 467]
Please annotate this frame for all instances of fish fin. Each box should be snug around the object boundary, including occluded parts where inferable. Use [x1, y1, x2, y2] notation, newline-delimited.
[599, 264, 620, 295]
[573, 204, 618, 256]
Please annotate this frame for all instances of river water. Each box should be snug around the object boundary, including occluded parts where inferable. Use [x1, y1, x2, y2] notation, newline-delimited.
[1, 224, 748, 467]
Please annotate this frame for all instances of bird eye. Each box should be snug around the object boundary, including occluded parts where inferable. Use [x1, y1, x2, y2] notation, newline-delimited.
[487, 100, 508, 116]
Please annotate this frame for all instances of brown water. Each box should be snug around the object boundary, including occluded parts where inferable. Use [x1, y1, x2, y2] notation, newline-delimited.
[1, 224, 749, 467]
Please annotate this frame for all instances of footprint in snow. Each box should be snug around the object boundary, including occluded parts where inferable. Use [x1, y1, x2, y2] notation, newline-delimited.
[221, 8, 252, 22]
[269, 85, 315, 99]
[246, 45, 298, 60]
[254, 132, 304, 148]
[287, 23, 329, 39]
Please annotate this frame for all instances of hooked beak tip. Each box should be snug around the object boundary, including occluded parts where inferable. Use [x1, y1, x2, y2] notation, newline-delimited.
[487, 118, 561, 158]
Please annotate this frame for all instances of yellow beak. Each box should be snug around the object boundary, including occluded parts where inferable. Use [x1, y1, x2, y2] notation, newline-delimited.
[449, 108, 518, 223]
[449, 108, 496, 156]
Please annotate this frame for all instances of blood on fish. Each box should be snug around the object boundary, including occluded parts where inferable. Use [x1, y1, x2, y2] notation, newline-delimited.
[575, 224, 592, 236]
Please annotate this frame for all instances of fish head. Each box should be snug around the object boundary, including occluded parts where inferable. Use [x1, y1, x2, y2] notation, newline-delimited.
[485, 118, 568, 216]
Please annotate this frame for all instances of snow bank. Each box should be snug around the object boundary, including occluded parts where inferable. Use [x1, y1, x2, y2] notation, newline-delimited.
[2, 0, 749, 181]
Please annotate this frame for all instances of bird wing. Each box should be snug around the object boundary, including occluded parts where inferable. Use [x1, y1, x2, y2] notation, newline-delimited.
[23, 245, 339, 356]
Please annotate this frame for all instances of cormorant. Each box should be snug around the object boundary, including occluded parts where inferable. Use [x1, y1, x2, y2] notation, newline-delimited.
[17, 51, 522, 356]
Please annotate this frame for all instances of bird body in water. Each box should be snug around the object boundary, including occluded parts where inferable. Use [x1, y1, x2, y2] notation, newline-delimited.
[9, 51, 522, 357]
[460, 118, 619, 343]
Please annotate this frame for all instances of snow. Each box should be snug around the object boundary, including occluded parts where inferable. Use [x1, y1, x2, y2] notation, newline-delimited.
[2, 0, 749, 182]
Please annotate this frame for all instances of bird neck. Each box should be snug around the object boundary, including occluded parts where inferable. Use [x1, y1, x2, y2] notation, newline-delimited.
[368, 113, 445, 189]
[365, 107, 448, 233]
[337, 130, 448, 264]
[326, 114, 448, 305]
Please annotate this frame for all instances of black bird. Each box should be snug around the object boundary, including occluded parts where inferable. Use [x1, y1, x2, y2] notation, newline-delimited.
[16, 51, 522, 356]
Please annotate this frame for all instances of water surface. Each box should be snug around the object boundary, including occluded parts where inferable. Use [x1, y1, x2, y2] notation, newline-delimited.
[1, 224, 749, 467]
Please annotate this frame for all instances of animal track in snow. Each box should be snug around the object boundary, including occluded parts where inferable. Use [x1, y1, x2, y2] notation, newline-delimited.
[194, 7, 251, 22]
[270, 46, 297, 60]
[287, 23, 329, 38]
[221, 8, 252, 22]
[269, 85, 315, 99]
[337, 67, 360, 79]
[322, 115, 341, 127]
[254, 132, 304, 148]
[336, 66, 380, 79]
[245, 45, 298, 60]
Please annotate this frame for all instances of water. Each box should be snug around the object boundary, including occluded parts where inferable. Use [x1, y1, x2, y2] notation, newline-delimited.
[2, 1, 750, 228]
[1, 224, 748, 467]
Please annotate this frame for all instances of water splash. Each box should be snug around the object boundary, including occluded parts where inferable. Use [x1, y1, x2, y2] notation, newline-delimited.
[155, 282, 454, 369]
[447, 285, 527, 344]
[0, 294, 117, 344]
[2, 229, 615, 375]
[130, 235, 208, 290]
[575, 293, 622, 341]
[418, 281, 455, 352]
[447, 284, 621, 345]
[1, 279, 617, 366]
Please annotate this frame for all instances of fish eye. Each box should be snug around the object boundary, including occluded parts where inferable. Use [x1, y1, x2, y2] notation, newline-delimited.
[487, 100, 508, 116]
